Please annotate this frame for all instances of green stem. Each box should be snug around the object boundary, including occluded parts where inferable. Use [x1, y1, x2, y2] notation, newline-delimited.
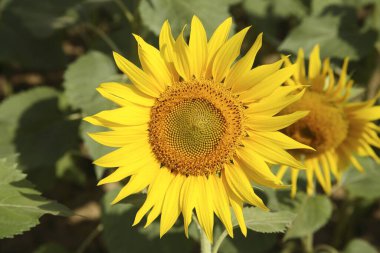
[84, 23, 120, 52]
[76, 224, 103, 253]
[113, 0, 135, 24]
[193, 216, 212, 253]
[303, 233, 314, 253]
[212, 230, 228, 253]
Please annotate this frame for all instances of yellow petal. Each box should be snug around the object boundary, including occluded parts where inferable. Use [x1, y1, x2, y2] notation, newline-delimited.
[88, 126, 148, 147]
[245, 86, 305, 116]
[159, 20, 179, 81]
[290, 169, 299, 198]
[134, 34, 172, 88]
[246, 111, 309, 132]
[240, 64, 296, 102]
[195, 176, 214, 242]
[97, 82, 155, 107]
[209, 175, 233, 237]
[232, 59, 284, 94]
[180, 176, 198, 237]
[160, 174, 185, 237]
[227, 193, 247, 236]
[308, 45, 321, 80]
[189, 16, 208, 78]
[206, 17, 232, 77]
[242, 137, 305, 170]
[225, 33, 263, 89]
[223, 163, 268, 210]
[112, 165, 160, 204]
[94, 141, 151, 167]
[248, 131, 313, 151]
[173, 27, 191, 80]
[212, 27, 250, 83]
[113, 52, 162, 97]
[133, 168, 174, 226]
[89, 105, 150, 126]
[236, 149, 284, 188]
[98, 153, 158, 185]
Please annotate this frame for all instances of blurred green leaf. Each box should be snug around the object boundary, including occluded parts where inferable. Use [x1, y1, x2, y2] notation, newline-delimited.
[0, 87, 80, 189]
[101, 188, 195, 253]
[342, 157, 380, 200]
[5, 0, 80, 38]
[343, 239, 378, 253]
[139, 0, 240, 36]
[0, 5, 67, 69]
[0, 157, 72, 239]
[283, 193, 333, 240]
[63, 51, 119, 116]
[279, 11, 377, 60]
[219, 231, 278, 253]
[56, 152, 86, 186]
[244, 0, 307, 19]
[33, 243, 69, 253]
[232, 207, 296, 233]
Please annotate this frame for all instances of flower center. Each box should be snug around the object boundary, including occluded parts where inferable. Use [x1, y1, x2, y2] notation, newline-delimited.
[149, 79, 244, 176]
[283, 90, 348, 156]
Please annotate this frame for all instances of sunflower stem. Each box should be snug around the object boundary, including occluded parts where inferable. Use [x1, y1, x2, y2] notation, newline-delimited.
[193, 215, 212, 253]
[303, 233, 314, 253]
[212, 230, 228, 253]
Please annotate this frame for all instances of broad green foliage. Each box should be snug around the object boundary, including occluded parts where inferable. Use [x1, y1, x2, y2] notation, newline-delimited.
[5, 0, 80, 38]
[63, 51, 119, 116]
[279, 14, 377, 60]
[101, 189, 195, 253]
[0, 87, 79, 189]
[0, 158, 72, 239]
[343, 157, 380, 200]
[283, 193, 333, 240]
[139, 0, 240, 36]
[343, 239, 378, 253]
[232, 207, 296, 233]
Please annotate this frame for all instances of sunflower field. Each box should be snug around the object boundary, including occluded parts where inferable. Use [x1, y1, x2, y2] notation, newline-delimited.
[1, 0, 380, 253]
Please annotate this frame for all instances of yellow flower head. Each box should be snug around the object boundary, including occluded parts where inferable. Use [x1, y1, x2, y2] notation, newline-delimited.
[85, 16, 309, 241]
[278, 45, 380, 197]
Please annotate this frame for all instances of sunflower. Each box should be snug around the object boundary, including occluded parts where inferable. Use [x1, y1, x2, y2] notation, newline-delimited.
[85, 16, 310, 241]
[277, 45, 380, 197]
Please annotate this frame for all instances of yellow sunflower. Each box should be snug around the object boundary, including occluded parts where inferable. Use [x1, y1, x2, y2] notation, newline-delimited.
[277, 45, 380, 197]
[85, 16, 310, 241]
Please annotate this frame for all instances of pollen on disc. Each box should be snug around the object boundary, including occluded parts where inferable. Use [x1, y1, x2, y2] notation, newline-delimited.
[149, 79, 244, 176]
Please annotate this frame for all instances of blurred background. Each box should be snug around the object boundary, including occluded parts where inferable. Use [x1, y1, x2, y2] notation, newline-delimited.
[0, 0, 379, 252]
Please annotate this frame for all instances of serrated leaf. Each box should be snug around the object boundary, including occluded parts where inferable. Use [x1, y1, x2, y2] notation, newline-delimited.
[343, 239, 378, 253]
[101, 188, 195, 253]
[0, 87, 80, 189]
[63, 51, 120, 116]
[342, 157, 380, 200]
[0, 157, 72, 239]
[232, 207, 296, 233]
[284, 193, 333, 240]
[139, 0, 240, 36]
[279, 13, 377, 60]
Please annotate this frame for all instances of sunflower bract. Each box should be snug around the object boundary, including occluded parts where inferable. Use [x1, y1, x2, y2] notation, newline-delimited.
[85, 16, 310, 241]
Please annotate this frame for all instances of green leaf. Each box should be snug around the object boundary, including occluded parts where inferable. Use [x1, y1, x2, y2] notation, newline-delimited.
[342, 157, 380, 200]
[0, 157, 72, 239]
[101, 188, 195, 253]
[232, 207, 296, 233]
[33, 243, 69, 253]
[4, 0, 80, 38]
[0, 4, 67, 69]
[343, 239, 378, 253]
[63, 51, 120, 116]
[55, 152, 86, 186]
[279, 12, 377, 60]
[283, 193, 333, 240]
[139, 0, 240, 36]
[0, 87, 80, 189]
